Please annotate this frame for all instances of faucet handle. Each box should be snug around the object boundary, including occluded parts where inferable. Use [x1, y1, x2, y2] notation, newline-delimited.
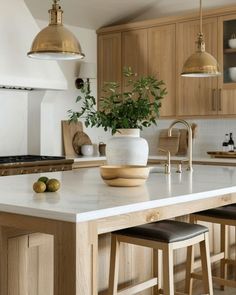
[158, 148, 171, 174]
[176, 163, 182, 173]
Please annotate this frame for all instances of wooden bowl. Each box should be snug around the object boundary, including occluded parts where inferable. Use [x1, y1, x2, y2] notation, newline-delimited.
[100, 165, 150, 187]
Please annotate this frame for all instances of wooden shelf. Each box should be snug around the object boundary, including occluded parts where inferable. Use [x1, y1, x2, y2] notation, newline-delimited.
[224, 48, 236, 54]
[223, 82, 236, 89]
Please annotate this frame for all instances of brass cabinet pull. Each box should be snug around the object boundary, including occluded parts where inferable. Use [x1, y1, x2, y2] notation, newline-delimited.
[212, 89, 217, 111]
[218, 89, 222, 111]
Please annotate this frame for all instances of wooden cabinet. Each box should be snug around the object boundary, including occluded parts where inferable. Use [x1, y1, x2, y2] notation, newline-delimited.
[97, 6, 236, 118]
[218, 14, 236, 115]
[148, 24, 176, 117]
[97, 33, 122, 100]
[98, 26, 176, 117]
[122, 29, 148, 90]
[7, 233, 53, 295]
[176, 18, 218, 116]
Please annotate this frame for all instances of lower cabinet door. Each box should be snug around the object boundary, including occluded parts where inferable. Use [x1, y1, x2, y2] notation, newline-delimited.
[8, 233, 53, 295]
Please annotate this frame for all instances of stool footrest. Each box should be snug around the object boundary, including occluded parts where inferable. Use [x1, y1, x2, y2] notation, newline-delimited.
[191, 272, 236, 288]
[117, 277, 158, 295]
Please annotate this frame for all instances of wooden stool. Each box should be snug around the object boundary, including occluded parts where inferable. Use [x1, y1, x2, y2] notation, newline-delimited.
[108, 220, 213, 295]
[191, 204, 236, 289]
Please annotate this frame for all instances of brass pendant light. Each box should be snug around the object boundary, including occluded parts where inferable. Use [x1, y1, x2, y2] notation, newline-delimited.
[181, 0, 220, 77]
[28, 0, 85, 60]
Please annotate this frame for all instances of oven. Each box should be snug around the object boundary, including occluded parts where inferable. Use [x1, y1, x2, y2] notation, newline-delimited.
[0, 155, 74, 176]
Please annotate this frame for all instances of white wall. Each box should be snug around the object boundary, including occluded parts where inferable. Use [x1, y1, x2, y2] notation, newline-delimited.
[0, 91, 28, 156]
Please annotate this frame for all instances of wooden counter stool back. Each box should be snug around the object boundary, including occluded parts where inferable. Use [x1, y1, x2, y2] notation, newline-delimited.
[191, 204, 236, 290]
[108, 220, 213, 295]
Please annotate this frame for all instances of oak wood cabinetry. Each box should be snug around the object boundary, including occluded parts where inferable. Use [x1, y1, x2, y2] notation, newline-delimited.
[97, 33, 121, 101]
[97, 5, 236, 118]
[218, 14, 236, 115]
[148, 24, 176, 117]
[122, 29, 148, 91]
[176, 18, 218, 116]
[98, 25, 176, 117]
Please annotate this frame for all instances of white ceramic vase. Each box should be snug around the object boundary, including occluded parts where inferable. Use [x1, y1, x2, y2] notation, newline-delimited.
[106, 129, 149, 166]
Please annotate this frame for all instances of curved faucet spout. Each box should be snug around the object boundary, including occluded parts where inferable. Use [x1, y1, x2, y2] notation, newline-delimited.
[167, 119, 193, 171]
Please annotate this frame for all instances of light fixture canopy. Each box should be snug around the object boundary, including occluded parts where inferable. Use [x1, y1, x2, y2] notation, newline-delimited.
[28, 0, 85, 60]
[181, 0, 220, 77]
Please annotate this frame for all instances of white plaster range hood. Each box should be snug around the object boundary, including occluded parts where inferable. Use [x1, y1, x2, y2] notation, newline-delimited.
[0, 0, 67, 91]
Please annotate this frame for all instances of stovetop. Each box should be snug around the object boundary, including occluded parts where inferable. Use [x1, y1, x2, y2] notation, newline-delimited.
[0, 155, 66, 164]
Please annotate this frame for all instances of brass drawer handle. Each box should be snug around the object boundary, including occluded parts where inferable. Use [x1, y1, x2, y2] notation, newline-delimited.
[218, 89, 222, 111]
[212, 89, 217, 111]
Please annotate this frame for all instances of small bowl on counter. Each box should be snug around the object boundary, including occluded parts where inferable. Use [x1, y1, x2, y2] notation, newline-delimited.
[100, 165, 150, 187]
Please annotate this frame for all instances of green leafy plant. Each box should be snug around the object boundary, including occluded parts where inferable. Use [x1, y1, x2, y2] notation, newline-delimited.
[68, 67, 167, 135]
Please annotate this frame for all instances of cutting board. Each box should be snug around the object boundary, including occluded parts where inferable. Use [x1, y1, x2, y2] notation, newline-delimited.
[207, 151, 236, 158]
[61, 120, 83, 156]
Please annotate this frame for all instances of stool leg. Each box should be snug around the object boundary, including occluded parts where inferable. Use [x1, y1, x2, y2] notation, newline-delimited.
[108, 235, 120, 295]
[162, 245, 174, 295]
[220, 224, 228, 290]
[199, 232, 213, 295]
[153, 249, 162, 295]
[185, 245, 194, 295]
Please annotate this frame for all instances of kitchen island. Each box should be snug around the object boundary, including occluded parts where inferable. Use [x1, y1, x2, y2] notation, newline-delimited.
[0, 165, 236, 295]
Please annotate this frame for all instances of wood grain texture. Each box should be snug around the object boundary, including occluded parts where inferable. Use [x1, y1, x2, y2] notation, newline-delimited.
[148, 24, 176, 117]
[72, 131, 92, 155]
[61, 120, 83, 157]
[122, 29, 148, 91]
[98, 33, 122, 103]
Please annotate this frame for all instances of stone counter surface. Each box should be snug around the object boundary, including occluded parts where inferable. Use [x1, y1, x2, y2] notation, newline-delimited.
[0, 165, 235, 222]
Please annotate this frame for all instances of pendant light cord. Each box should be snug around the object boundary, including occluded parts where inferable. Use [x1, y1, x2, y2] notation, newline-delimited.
[200, 0, 202, 34]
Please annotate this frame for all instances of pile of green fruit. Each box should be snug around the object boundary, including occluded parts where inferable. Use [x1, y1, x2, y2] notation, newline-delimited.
[33, 176, 61, 193]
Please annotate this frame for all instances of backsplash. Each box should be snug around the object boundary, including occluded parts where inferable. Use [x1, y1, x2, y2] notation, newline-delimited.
[141, 118, 236, 157]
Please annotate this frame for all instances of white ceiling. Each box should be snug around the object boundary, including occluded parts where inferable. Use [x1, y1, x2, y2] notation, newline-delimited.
[24, 0, 236, 30]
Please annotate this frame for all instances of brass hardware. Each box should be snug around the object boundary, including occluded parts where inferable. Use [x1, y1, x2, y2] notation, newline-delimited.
[168, 120, 193, 171]
[218, 89, 222, 111]
[28, 0, 85, 60]
[158, 148, 171, 174]
[176, 163, 182, 173]
[181, 0, 220, 77]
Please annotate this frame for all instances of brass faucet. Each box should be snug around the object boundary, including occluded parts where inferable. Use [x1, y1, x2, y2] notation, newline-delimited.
[158, 148, 171, 174]
[168, 119, 193, 171]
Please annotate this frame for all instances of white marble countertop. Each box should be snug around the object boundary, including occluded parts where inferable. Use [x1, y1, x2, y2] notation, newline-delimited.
[0, 165, 236, 223]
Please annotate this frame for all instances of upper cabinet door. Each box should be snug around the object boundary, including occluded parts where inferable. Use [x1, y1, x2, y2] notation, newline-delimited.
[148, 24, 176, 117]
[218, 14, 236, 115]
[98, 33, 122, 100]
[176, 18, 218, 116]
[122, 29, 148, 90]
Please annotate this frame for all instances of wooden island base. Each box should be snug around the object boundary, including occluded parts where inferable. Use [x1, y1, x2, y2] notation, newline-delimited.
[0, 193, 235, 295]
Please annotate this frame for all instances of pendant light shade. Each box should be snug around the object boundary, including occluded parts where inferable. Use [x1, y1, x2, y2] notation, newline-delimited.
[181, 0, 220, 77]
[28, 0, 85, 60]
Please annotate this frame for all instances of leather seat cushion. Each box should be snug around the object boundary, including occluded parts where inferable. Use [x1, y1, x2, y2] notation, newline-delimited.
[115, 220, 208, 243]
[194, 204, 236, 220]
